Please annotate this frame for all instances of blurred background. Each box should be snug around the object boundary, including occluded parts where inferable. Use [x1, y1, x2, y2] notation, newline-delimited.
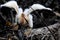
[0, 0, 60, 40]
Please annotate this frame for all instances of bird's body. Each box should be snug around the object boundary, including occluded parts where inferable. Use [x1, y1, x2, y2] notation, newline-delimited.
[24, 4, 53, 28]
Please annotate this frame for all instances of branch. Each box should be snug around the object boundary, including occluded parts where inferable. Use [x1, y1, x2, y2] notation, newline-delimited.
[27, 23, 60, 38]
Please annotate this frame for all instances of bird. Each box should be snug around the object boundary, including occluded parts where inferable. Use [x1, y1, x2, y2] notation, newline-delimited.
[23, 4, 53, 28]
[0, 1, 19, 30]
[14, 3, 60, 30]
